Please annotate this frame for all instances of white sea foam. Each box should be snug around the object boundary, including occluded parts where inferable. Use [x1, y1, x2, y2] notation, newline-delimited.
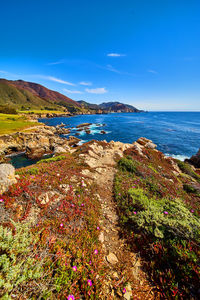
[165, 153, 189, 161]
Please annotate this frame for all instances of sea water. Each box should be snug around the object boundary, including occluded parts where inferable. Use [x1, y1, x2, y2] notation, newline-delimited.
[39, 111, 200, 160]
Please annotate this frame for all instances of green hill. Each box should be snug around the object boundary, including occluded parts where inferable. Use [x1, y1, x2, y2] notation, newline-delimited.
[0, 79, 81, 112]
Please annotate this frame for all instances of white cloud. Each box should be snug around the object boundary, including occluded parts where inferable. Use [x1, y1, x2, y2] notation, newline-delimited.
[40, 76, 75, 86]
[147, 69, 158, 74]
[85, 87, 107, 94]
[79, 81, 92, 86]
[63, 88, 83, 94]
[107, 53, 126, 57]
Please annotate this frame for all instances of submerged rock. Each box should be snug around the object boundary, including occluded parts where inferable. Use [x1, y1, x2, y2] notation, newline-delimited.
[76, 123, 92, 128]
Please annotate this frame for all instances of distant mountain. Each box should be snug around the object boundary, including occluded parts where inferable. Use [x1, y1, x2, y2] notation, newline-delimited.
[0, 79, 80, 112]
[99, 102, 141, 112]
[78, 100, 142, 113]
[77, 100, 99, 110]
[0, 78, 142, 114]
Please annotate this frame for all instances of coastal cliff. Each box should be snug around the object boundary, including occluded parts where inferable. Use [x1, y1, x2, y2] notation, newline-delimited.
[0, 126, 199, 299]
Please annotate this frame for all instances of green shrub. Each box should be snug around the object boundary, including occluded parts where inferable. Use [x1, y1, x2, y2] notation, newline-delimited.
[176, 160, 200, 182]
[0, 221, 44, 299]
[118, 156, 139, 174]
[148, 164, 158, 174]
[26, 167, 39, 175]
[37, 155, 66, 164]
[128, 188, 200, 240]
[0, 105, 17, 114]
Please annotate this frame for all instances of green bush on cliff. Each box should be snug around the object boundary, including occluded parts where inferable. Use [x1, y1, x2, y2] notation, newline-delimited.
[36, 155, 66, 164]
[128, 188, 200, 240]
[0, 221, 44, 299]
[176, 159, 200, 182]
[118, 156, 139, 174]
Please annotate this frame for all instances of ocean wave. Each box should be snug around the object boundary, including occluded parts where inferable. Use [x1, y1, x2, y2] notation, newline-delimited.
[165, 153, 189, 161]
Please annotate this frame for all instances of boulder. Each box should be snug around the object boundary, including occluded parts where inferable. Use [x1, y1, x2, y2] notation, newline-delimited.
[54, 146, 69, 154]
[106, 252, 119, 264]
[0, 164, 17, 194]
[137, 137, 157, 149]
[68, 136, 80, 146]
[186, 149, 200, 168]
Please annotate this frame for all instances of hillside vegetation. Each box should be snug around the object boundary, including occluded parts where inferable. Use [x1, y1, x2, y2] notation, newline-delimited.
[114, 148, 200, 299]
[0, 79, 80, 112]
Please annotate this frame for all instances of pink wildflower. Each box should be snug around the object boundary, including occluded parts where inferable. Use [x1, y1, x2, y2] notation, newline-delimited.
[164, 211, 168, 215]
[0, 199, 4, 202]
[97, 226, 100, 230]
[94, 249, 98, 255]
[191, 209, 194, 213]
[67, 295, 75, 300]
[72, 266, 77, 271]
[89, 260, 92, 265]
[60, 223, 64, 227]
[87, 279, 92, 286]
[122, 288, 127, 294]
[81, 203, 84, 207]
[133, 211, 137, 215]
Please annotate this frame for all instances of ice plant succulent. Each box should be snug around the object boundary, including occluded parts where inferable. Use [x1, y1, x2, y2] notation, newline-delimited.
[87, 279, 92, 287]
[72, 266, 77, 272]
[94, 249, 98, 255]
[67, 295, 75, 300]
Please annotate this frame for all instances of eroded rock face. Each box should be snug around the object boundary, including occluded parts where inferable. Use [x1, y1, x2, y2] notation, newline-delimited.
[186, 149, 200, 168]
[137, 137, 157, 149]
[0, 163, 17, 194]
[0, 125, 74, 159]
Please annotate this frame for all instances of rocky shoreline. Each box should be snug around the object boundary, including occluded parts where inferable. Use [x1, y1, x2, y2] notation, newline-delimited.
[0, 124, 80, 160]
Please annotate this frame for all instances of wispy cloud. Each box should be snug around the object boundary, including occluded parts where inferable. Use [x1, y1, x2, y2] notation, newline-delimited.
[107, 53, 126, 57]
[85, 87, 107, 94]
[0, 70, 8, 74]
[79, 81, 92, 86]
[39, 75, 75, 86]
[106, 64, 122, 74]
[147, 69, 158, 74]
[47, 59, 66, 65]
[63, 88, 83, 94]
[104, 64, 135, 76]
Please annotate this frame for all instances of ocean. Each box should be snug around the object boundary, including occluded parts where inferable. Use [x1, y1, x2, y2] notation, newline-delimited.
[40, 111, 200, 160]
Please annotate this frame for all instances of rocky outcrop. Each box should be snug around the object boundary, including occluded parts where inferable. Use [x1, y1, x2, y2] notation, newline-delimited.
[137, 137, 157, 149]
[0, 164, 17, 194]
[186, 149, 200, 168]
[0, 125, 76, 159]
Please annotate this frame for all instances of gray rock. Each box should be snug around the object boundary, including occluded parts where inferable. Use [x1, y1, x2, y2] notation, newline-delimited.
[0, 163, 17, 194]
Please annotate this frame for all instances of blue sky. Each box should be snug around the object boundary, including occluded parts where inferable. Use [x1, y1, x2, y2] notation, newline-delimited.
[0, 0, 200, 111]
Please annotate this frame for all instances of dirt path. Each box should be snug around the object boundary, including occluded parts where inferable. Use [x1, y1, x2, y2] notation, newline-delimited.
[80, 141, 156, 299]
